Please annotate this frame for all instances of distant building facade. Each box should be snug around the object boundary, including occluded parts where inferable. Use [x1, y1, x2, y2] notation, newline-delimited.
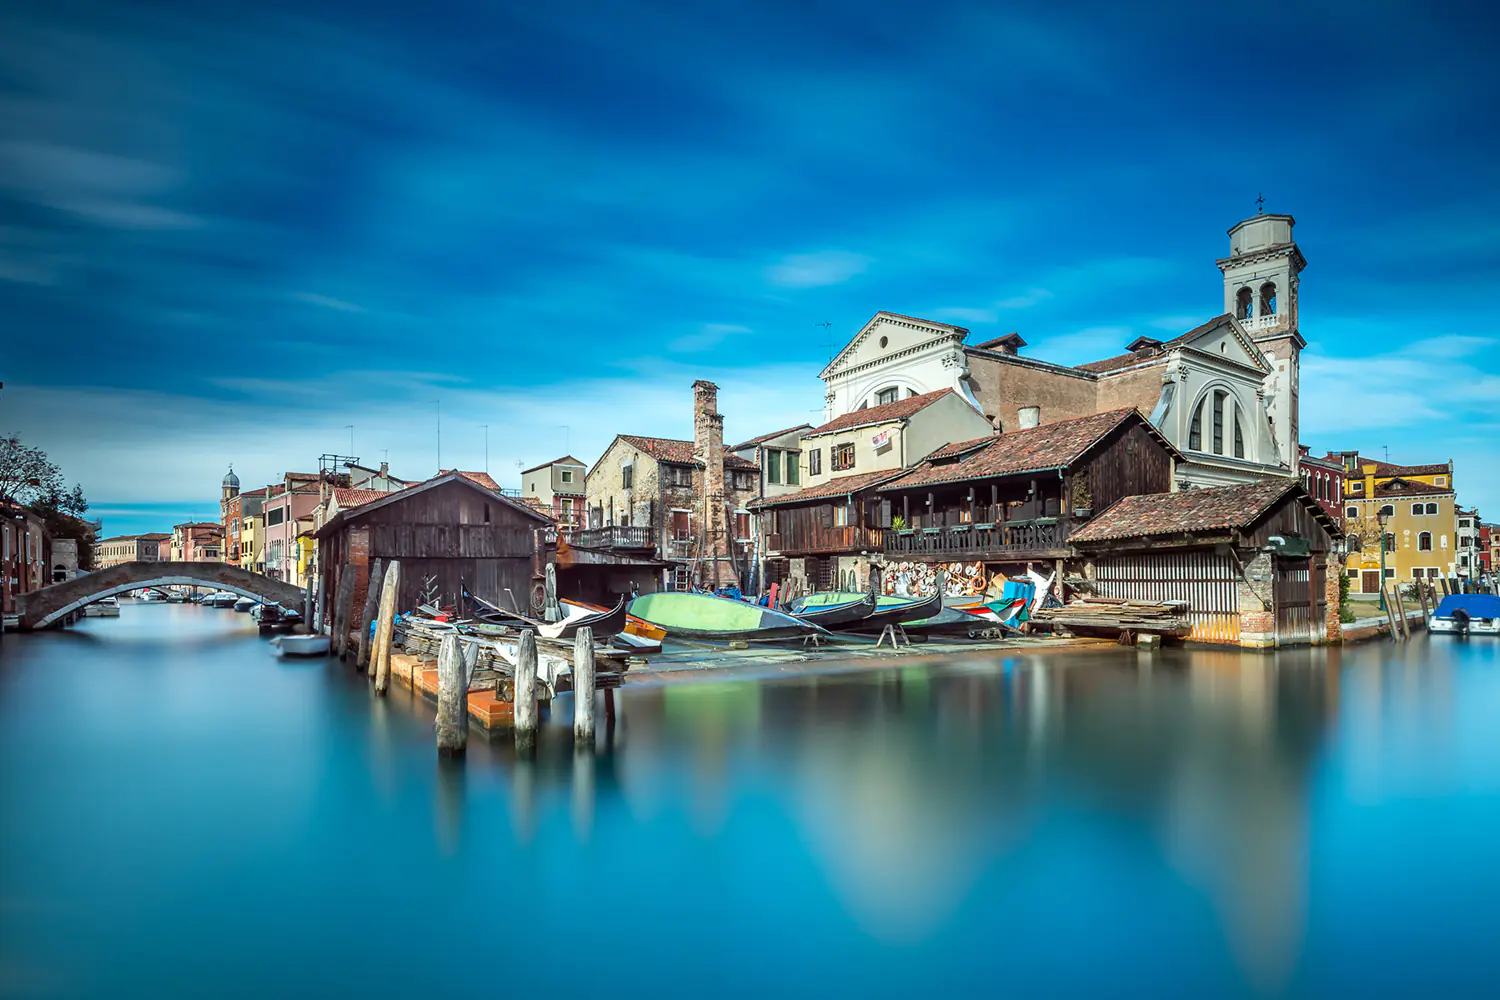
[97, 534, 171, 568]
[171, 522, 224, 562]
[521, 456, 588, 528]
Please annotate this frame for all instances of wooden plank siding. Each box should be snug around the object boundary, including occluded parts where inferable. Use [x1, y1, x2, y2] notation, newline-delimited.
[1074, 420, 1175, 514]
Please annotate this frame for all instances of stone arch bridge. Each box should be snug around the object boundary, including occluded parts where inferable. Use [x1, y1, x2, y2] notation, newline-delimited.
[17, 561, 305, 630]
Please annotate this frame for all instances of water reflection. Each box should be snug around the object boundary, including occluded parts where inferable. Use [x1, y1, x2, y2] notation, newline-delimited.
[4, 606, 1500, 998]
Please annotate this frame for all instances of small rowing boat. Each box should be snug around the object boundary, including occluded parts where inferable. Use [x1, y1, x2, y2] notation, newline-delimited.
[271, 634, 330, 657]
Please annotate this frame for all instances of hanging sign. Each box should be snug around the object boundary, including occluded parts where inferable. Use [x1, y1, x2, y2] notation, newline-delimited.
[871, 430, 892, 449]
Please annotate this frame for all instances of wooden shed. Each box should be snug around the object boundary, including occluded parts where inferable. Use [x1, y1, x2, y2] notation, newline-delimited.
[313, 472, 551, 619]
[1068, 480, 1342, 648]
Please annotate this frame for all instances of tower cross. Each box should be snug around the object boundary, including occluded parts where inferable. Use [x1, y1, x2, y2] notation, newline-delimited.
[1256, 192, 1265, 214]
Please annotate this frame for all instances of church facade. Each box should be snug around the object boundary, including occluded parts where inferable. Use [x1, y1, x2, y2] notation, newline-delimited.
[815, 209, 1309, 489]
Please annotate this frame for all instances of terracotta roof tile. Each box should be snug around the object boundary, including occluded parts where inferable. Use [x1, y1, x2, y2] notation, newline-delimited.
[748, 469, 909, 509]
[1069, 480, 1301, 544]
[332, 487, 390, 510]
[730, 424, 813, 451]
[441, 470, 502, 491]
[920, 434, 998, 461]
[1371, 460, 1450, 478]
[879, 409, 1167, 491]
[1372, 478, 1453, 497]
[806, 388, 958, 436]
[616, 435, 758, 470]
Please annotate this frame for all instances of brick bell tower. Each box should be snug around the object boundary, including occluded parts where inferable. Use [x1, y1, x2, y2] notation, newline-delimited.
[1216, 201, 1306, 472]
[691, 380, 737, 588]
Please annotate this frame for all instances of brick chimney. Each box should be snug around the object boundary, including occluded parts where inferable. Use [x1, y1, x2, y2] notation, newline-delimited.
[692, 380, 735, 587]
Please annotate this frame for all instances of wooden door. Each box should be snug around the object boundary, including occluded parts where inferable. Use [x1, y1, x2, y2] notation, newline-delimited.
[1094, 551, 1240, 644]
[1361, 570, 1380, 594]
[1273, 557, 1314, 646]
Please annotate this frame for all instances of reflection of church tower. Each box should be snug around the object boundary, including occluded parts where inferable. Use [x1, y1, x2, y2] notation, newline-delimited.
[1216, 206, 1305, 473]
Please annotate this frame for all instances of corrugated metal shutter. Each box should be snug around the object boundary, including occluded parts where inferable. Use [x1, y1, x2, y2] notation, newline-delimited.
[1095, 551, 1240, 644]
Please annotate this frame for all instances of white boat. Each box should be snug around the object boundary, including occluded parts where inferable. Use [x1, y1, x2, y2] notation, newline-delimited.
[138, 590, 166, 602]
[271, 634, 331, 657]
[233, 597, 257, 613]
[208, 592, 238, 608]
[1429, 594, 1500, 636]
[84, 597, 121, 617]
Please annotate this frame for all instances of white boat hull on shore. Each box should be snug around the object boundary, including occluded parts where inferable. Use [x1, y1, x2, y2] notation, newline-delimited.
[271, 634, 330, 657]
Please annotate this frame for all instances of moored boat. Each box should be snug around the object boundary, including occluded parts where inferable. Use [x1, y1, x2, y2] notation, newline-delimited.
[233, 596, 257, 613]
[1429, 594, 1500, 636]
[84, 597, 121, 617]
[538, 596, 628, 640]
[271, 634, 330, 657]
[562, 598, 668, 642]
[793, 591, 945, 633]
[629, 592, 826, 640]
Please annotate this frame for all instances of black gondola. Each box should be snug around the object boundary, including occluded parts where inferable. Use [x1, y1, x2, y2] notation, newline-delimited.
[791, 593, 877, 628]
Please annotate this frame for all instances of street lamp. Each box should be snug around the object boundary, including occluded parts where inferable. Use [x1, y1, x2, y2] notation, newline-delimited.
[1377, 508, 1390, 612]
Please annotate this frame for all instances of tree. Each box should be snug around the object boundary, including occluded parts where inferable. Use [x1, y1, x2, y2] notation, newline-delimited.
[64, 483, 89, 517]
[0, 434, 62, 507]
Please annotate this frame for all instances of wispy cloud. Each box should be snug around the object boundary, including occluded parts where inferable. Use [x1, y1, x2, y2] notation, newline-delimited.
[669, 323, 752, 353]
[290, 292, 367, 313]
[766, 251, 870, 288]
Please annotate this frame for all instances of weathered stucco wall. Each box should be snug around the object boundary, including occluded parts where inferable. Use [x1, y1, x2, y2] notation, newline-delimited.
[964, 353, 1099, 431]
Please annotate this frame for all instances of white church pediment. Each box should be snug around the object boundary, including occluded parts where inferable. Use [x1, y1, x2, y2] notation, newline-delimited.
[820, 312, 966, 380]
[1176, 316, 1270, 374]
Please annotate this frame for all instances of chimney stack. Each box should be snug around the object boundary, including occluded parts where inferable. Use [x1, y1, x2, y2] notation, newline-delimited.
[691, 380, 735, 588]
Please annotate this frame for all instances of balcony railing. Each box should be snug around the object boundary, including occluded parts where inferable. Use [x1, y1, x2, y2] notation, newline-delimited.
[766, 526, 884, 555]
[1238, 313, 1285, 332]
[564, 525, 655, 550]
[881, 518, 1072, 559]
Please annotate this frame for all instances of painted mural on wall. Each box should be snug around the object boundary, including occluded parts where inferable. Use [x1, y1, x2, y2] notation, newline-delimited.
[883, 561, 995, 597]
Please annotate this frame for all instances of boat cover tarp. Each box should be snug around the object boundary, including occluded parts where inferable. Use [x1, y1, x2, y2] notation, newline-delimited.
[1434, 594, 1500, 619]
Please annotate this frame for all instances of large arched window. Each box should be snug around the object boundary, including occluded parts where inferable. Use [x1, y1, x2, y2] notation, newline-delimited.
[1259, 281, 1277, 316]
[1189, 397, 1205, 451]
[1419, 531, 1433, 551]
[1235, 287, 1253, 320]
[876, 386, 900, 406]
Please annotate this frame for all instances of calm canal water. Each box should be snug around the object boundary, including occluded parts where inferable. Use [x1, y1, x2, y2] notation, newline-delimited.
[2, 603, 1499, 998]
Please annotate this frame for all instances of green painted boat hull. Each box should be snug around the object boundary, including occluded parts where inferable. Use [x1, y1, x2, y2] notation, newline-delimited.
[629, 592, 823, 640]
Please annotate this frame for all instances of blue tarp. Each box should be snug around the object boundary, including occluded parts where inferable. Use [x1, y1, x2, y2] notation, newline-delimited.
[1434, 594, 1500, 620]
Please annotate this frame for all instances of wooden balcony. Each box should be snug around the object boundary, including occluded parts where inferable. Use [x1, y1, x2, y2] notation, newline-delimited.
[564, 525, 655, 550]
[881, 518, 1072, 560]
[766, 525, 884, 556]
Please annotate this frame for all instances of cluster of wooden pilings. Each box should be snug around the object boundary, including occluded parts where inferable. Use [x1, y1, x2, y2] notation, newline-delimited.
[310, 555, 598, 759]
[1382, 580, 1440, 642]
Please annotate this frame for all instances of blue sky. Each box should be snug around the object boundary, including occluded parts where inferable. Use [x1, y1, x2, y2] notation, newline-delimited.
[2, 0, 1497, 536]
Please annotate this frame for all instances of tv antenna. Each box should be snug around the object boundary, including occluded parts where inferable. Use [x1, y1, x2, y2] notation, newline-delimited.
[816, 320, 835, 362]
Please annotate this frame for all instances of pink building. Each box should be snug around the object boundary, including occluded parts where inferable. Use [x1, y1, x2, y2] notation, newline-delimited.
[170, 522, 224, 562]
[261, 472, 323, 584]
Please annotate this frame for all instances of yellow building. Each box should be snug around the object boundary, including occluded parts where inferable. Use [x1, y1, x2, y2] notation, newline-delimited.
[1338, 457, 1457, 592]
[239, 512, 263, 573]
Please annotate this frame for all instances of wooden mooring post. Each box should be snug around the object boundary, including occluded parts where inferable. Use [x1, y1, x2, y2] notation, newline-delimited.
[303, 581, 314, 628]
[1416, 580, 1431, 622]
[333, 557, 357, 659]
[373, 560, 401, 695]
[435, 633, 468, 756]
[356, 559, 384, 672]
[514, 630, 538, 754]
[1381, 586, 1402, 641]
[1391, 584, 1410, 639]
[573, 626, 596, 747]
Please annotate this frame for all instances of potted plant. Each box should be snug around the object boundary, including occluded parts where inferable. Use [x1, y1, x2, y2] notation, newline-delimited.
[1072, 473, 1094, 519]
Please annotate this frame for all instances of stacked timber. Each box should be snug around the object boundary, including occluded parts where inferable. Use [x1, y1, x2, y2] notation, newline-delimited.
[394, 617, 629, 691]
[1032, 596, 1191, 636]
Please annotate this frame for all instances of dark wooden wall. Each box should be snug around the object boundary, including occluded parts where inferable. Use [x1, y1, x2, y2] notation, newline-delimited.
[1077, 420, 1175, 512]
[327, 481, 542, 613]
[1243, 495, 1335, 553]
[768, 504, 882, 555]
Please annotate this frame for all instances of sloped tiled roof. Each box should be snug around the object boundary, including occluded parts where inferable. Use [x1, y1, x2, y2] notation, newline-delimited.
[806, 388, 957, 437]
[516, 495, 555, 519]
[615, 435, 758, 469]
[1372, 477, 1453, 497]
[441, 469, 502, 491]
[730, 424, 813, 451]
[879, 409, 1172, 491]
[920, 434, 997, 462]
[747, 469, 909, 509]
[332, 487, 390, 510]
[139, 532, 172, 540]
[1075, 315, 1232, 374]
[1371, 460, 1449, 478]
[520, 455, 586, 474]
[1070, 480, 1304, 544]
[238, 486, 269, 498]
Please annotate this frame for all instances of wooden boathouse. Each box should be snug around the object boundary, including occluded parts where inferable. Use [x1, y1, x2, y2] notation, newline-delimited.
[314, 471, 552, 620]
[1068, 480, 1343, 647]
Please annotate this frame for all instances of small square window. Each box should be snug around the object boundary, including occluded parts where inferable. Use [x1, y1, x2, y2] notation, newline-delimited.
[561, 470, 574, 484]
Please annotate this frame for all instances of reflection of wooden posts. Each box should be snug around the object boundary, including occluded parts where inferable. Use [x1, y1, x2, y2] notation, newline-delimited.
[573, 626, 596, 746]
[303, 581, 314, 628]
[356, 560, 384, 672]
[373, 561, 401, 695]
[1391, 584, 1409, 639]
[1381, 586, 1401, 641]
[333, 557, 357, 658]
[435, 633, 468, 756]
[515, 630, 538, 754]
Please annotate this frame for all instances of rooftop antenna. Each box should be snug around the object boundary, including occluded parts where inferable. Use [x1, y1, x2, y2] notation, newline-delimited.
[345, 424, 354, 455]
[1384, 445, 1390, 463]
[482, 425, 489, 473]
[1256, 192, 1265, 214]
[816, 320, 835, 363]
[434, 399, 442, 473]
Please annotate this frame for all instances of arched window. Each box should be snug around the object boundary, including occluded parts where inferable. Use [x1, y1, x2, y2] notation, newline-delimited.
[1411, 502, 1424, 516]
[1346, 506, 1358, 519]
[1259, 281, 1277, 316]
[1235, 287, 1253, 320]
[1383, 532, 1396, 551]
[1212, 390, 1227, 454]
[1189, 397, 1205, 451]
[1378, 504, 1394, 517]
[1419, 531, 1433, 551]
[1425, 502, 1438, 515]
[876, 386, 899, 406]
[1232, 402, 1244, 459]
